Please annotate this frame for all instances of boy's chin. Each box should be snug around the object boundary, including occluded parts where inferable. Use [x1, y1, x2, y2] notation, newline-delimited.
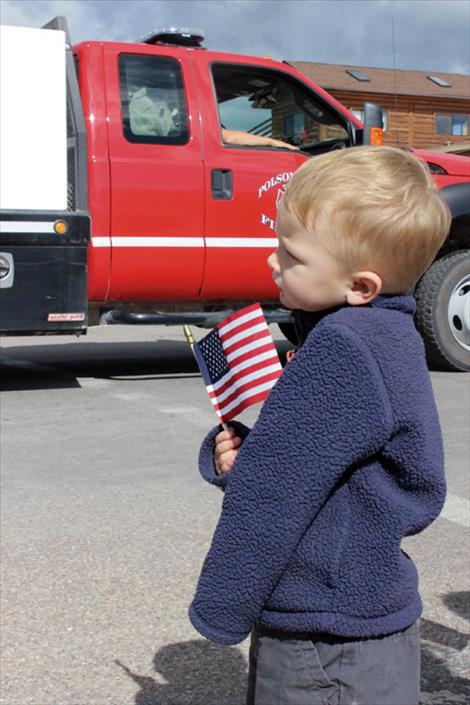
[279, 293, 294, 310]
[280, 292, 333, 313]
[293, 301, 336, 313]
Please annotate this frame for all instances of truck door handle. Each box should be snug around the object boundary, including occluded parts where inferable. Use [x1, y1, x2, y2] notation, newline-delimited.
[211, 169, 232, 200]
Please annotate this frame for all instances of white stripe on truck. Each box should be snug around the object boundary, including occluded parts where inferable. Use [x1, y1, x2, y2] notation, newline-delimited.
[90, 236, 278, 248]
[0, 221, 56, 233]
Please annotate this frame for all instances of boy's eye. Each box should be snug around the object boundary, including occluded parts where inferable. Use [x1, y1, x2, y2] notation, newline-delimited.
[278, 240, 300, 264]
[285, 249, 299, 262]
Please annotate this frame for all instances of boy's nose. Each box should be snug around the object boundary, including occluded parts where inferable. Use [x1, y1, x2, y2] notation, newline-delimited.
[267, 251, 279, 272]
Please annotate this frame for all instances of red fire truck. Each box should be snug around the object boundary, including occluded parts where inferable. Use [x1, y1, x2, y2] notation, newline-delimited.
[0, 17, 469, 370]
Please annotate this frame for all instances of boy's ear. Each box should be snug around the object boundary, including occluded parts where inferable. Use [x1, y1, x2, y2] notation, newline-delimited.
[346, 271, 382, 306]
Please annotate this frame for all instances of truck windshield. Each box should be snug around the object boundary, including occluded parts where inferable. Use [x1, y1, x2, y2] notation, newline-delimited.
[212, 63, 349, 152]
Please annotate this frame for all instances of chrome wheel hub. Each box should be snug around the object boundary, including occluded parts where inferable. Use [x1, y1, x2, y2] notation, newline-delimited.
[447, 274, 470, 351]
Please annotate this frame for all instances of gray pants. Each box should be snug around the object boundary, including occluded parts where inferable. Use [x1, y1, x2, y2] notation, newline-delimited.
[246, 622, 420, 705]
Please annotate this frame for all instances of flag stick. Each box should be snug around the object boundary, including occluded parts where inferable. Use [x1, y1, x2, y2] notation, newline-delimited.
[183, 325, 229, 431]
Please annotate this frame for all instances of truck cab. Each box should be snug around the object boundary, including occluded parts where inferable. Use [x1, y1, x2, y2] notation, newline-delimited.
[75, 31, 363, 306]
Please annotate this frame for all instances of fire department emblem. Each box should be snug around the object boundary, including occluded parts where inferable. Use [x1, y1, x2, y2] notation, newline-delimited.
[258, 171, 293, 232]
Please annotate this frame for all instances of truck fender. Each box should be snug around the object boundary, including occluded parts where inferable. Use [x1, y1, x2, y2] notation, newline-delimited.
[439, 182, 470, 219]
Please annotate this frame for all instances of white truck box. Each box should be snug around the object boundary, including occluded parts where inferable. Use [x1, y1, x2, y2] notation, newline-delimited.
[0, 25, 67, 211]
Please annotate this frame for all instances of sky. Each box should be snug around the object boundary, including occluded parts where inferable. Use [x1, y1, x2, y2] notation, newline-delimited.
[1, 0, 469, 74]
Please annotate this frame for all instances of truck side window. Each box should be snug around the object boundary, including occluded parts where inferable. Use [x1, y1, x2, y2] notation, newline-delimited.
[212, 63, 349, 152]
[119, 54, 189, 145]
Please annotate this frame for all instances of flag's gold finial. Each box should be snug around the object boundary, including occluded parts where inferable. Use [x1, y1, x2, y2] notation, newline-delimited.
[183, 325, 195, 348]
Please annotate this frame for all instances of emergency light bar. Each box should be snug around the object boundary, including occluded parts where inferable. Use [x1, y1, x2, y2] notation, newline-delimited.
[140, 26, 204, 47]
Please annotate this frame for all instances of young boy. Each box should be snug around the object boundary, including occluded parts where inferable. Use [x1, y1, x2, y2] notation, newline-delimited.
[189, 146, 451, 705]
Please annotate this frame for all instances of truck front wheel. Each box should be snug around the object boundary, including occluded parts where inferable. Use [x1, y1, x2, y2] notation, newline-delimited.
[415, 250, 470, 372]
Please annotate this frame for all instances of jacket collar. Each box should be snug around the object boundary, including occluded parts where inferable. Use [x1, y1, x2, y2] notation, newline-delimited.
[293, 294, 416, 347]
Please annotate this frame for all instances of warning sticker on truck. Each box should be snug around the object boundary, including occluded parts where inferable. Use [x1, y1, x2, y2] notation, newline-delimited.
[48, 313, 85, 322]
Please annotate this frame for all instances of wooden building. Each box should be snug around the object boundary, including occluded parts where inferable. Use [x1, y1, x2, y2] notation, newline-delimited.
[291, 62, 470, 153]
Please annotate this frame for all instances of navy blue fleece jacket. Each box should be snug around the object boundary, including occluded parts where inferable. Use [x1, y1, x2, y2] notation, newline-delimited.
[189, 295, 446, 645]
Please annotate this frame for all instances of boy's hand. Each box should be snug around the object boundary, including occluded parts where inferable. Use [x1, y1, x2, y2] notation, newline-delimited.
[214, 427, 242, 476]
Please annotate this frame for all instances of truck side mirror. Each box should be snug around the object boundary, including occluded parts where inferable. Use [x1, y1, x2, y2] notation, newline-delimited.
[363, 102, 384, 145]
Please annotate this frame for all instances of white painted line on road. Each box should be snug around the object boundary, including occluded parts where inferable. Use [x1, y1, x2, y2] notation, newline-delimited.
[159, 407, 201, 414]
[440, 493, 470, 528]
[111, 392, 149, 401]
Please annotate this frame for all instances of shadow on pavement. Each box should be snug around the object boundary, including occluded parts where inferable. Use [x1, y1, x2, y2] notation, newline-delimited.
[442, 591, 470, 622]
[0, 341, 200, 392]
[0, 339, 291, 392]
[420, 592, 470, 703]
[115, 639, 247, 705]
[0, 358, 81, 391]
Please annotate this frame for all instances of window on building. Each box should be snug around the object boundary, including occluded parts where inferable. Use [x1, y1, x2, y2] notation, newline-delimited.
[427, 75, 451, 88]
[435, 114, 468, 136]
[118, 54, 189, 145]
[212, 63, 349, 150]
[346, 69, 370, 82]
[350, 108, 388, 132]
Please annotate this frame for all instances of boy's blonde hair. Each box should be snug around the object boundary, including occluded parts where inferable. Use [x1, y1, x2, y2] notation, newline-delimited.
[281, 146, 451, 292]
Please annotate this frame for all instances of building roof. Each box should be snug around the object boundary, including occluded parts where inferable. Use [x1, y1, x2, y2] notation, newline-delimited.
[290, 62, 470, 101]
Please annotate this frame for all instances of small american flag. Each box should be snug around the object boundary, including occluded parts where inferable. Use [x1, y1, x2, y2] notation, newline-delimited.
[193, 303, 283, 423]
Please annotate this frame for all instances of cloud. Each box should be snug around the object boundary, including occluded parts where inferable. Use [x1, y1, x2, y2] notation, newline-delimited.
[1, 0, 469, 73]
[1, 0, 90, 35]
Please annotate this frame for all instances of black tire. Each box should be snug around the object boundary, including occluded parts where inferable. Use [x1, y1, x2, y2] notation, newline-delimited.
[278, 321, 298, 346]
[415, 250, 470, 372]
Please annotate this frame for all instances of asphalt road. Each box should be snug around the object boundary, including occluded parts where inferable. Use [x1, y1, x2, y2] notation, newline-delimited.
[0, 324, 469, 705]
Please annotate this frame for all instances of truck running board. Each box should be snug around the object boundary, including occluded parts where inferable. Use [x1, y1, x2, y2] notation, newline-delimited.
[99, 308, 293, 328]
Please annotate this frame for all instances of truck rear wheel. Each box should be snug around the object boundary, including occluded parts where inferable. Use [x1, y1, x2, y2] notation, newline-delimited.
[415, 250, 470, 372]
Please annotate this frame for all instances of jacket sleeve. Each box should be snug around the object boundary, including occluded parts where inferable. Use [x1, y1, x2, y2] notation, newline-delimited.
[189, 322, 394, 645]
[198, 421, 252, 489]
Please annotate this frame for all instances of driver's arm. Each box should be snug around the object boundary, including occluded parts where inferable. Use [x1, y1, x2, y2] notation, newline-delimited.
[221, 129, 299, 150]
